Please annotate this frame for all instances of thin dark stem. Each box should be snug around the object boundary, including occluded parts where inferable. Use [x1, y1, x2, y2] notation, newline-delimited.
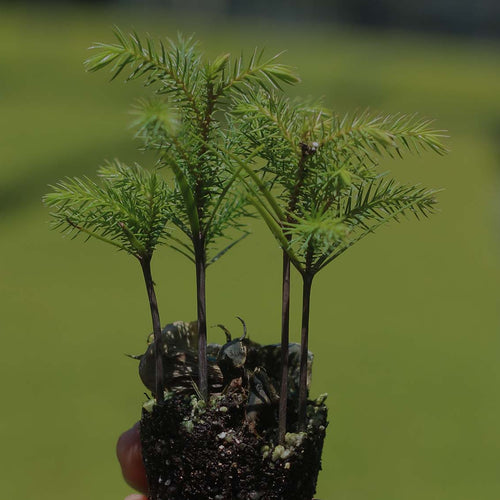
[288, 148, 312, 434]
[189, 83, 215, 402]
[140, 256, 165, 404]
[298, 272, 313, 431]
[194, 237, 208, 400]
[278, 250, 291, 444]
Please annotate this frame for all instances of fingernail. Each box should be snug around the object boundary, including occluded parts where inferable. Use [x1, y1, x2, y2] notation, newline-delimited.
[124, 494, 147, 500]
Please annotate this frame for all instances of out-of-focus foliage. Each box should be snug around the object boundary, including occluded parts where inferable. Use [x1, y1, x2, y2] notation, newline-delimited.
[23, 0, 500, 37]
[0, 6, 499, 500]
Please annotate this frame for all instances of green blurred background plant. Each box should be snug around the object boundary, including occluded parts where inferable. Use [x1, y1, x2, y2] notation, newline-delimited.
[1, 3, 499, 499]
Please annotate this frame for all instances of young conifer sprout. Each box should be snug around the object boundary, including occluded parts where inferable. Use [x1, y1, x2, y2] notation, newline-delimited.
[83, 28, 300, 399]
[44, 161, 172, 403]
[230, 88, 447, 431]
[43, 29, 447, 497]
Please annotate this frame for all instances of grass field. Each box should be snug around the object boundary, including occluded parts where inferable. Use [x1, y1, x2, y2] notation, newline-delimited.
[1, 5, 499, 499]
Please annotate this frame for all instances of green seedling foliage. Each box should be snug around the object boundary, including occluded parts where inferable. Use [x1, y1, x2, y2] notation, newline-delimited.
[84, 29, 299, 262]
[44, 160, 172, 259]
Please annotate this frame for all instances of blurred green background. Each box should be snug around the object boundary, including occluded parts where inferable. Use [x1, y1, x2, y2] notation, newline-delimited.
[1, 3, 499, 499]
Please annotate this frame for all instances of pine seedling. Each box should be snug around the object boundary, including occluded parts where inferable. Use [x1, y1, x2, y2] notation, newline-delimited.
[231, 88, 447, 433]
[84, 29, 300, 399]
[44, 161, 173, 403]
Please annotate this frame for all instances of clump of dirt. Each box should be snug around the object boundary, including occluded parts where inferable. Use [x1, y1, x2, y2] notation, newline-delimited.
[140, 387, 328, 500]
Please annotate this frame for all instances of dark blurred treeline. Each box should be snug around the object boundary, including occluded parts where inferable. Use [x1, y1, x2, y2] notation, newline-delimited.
[6, 0, 500, 37]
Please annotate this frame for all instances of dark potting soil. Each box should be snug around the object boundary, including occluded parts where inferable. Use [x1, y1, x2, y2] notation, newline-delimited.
[140, 387, 328, 500]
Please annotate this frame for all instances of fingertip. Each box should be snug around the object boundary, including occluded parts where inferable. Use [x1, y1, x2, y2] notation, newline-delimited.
[117, 422, 149, 494]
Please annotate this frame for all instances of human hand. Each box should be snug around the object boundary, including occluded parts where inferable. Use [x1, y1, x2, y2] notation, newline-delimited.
[117, 422, 148, 500]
